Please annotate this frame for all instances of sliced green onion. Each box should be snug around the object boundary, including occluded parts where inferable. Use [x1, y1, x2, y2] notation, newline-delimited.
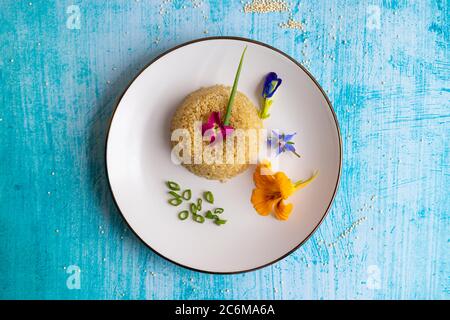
[190, 203, 198, 215]
[214, 219, 227, 225]
[196, 198, 202, 210]
[204, 191, 214, 204]
[205, 210, 215, 219]
[168, 191, 182, 199]
[214, 208, 224, 214]
[205, 211, 219, 220]
[178, 210, 189, 220]
[193, 215, 205, 224]
[166, 181, 180, 191]
[182, 189, 192, 200]
[168, 198, 182, 206]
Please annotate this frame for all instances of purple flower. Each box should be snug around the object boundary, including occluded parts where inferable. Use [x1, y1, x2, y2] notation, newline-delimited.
[268, 131, 301, 158]
[260, 72, 282, 119]
[262, 72, 282, 99]
[201, 112, 234, 144]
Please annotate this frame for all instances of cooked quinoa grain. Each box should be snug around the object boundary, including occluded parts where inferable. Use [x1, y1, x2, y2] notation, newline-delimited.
[170, 85, 263, 181]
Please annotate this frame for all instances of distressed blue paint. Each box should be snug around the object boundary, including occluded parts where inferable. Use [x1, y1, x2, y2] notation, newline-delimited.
[0, 0, 448, 299]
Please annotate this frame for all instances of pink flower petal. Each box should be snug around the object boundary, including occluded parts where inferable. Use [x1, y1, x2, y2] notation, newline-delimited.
[212, 112, 221, 124]
[201, 122, 214, 135]
[202, 127, 217, 143]
[202, 112, 233, 145]
[221, 125, 234, 138]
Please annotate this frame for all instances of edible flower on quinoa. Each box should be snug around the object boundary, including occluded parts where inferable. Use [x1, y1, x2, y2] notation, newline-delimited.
[202, 47, 247, 143]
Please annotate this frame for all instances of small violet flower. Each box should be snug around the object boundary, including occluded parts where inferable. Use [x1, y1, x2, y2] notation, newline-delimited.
[268, 131, 301, 158]
[201, 111, 234, 144]
[260, 72, 282, 119]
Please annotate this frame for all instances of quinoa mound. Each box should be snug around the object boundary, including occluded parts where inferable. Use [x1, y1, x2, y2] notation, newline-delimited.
[170, 85, 263, 181]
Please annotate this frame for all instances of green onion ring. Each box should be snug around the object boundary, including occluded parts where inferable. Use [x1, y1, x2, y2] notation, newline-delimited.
[178, 210, 189, 220]
[166, 181, 181, 191]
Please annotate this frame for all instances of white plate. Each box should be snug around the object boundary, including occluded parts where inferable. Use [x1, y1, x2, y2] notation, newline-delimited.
[106, 37, 341, 274]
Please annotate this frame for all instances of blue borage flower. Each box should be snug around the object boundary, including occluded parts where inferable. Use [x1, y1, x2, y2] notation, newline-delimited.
[260, 72, 282, 119]
[268, 131, 301, 158]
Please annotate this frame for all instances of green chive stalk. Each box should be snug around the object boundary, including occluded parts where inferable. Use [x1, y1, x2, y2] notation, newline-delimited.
[223, 46, 247, 126]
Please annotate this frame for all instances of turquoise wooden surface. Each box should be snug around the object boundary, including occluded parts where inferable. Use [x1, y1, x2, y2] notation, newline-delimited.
[0, 0, 448, 299]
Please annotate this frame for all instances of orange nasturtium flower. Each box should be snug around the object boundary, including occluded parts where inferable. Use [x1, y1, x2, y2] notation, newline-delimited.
[250, 162, 317, 220]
